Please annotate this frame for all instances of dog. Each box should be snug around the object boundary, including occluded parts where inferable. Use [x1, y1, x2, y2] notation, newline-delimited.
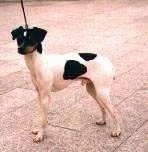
[11, 26, 121, 142]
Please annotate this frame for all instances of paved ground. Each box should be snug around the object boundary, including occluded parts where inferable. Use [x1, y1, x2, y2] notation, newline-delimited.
[0, 0, 148, 151]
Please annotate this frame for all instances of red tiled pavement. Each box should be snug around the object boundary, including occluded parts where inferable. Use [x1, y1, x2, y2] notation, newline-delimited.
[0, 0, 147, 152]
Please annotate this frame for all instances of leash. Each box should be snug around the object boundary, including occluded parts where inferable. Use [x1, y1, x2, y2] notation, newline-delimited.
[20, 0, 28, 29]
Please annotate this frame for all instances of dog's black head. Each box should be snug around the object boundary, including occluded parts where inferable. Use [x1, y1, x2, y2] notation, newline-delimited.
[11, 26, 47, 55]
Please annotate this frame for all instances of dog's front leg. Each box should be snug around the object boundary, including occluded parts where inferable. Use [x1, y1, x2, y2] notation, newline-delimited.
[31, 77, 50, 142]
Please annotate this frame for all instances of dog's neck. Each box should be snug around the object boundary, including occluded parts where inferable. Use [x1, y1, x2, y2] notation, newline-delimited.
[24, 50, 42, 76]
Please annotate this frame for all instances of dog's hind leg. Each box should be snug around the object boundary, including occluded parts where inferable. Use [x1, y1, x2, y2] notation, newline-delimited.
[86, 81, 106, 125]
[94, 85, 121, 137]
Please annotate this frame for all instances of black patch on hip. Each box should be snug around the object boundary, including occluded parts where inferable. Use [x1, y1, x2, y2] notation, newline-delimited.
[63, 60, 87, 80]
[79, 53, 97, 61]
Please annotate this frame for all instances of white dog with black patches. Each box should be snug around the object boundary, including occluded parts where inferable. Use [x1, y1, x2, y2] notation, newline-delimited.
[11, 26, 121, 142]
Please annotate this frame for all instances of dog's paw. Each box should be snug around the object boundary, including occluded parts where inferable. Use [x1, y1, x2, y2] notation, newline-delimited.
[32, 129, 46, 143]
[111, 129, 121, 137]
[32, 129, 39, 135]
[96, 120, 106, 125]
[33, 132, 44, 143]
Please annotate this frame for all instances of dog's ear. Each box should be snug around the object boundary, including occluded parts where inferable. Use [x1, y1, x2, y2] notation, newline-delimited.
[11, 26, 24, 40]
[37, 43, 42, 54]
[33, 27, 47, 43]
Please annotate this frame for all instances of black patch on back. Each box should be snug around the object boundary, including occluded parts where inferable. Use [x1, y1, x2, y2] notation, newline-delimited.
[63, 60, 87, 80]
[79, 53, 97, 61]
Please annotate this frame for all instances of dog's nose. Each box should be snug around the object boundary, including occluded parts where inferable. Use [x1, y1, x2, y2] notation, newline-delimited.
[18, 48, 26, 55]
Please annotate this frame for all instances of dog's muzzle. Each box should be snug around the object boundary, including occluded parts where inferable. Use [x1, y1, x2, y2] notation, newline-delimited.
[18, 43, 37, 55]
[18, 47, 26, 55]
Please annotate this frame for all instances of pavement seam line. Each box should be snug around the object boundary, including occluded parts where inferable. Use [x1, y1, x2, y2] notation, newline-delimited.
[48, 123, 80, 132]
[115, 82, 146, 107]
[112, 120, 148, 152]
[116, 61, 144, 78]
